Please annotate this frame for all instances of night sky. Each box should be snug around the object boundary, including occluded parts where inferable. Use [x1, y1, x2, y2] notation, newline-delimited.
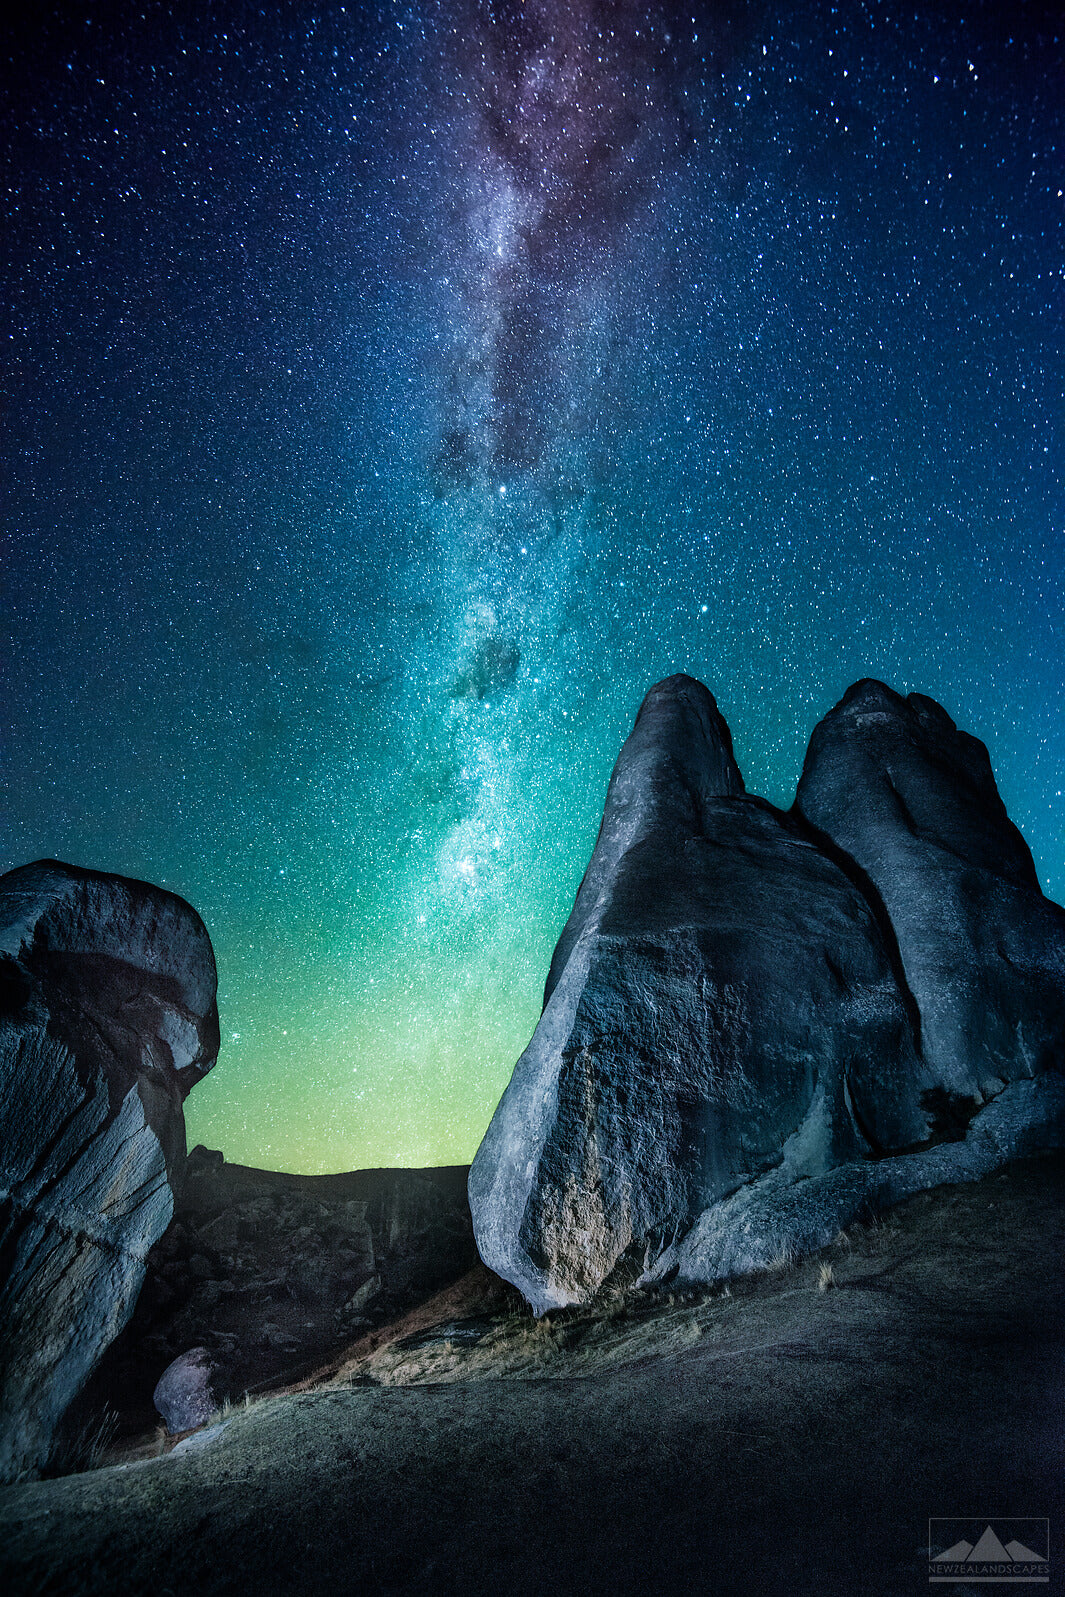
[3, 1, 1062, 1173]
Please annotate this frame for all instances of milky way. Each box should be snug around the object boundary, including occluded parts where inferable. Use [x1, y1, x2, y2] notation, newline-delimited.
[3, 2, 1062, 1171]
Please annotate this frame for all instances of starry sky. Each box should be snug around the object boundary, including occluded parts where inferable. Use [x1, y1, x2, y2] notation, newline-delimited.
[3, 1, 1062, 1173]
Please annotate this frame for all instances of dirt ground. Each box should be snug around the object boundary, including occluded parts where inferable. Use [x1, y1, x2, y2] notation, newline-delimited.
[2, 1153, 1062, 1597]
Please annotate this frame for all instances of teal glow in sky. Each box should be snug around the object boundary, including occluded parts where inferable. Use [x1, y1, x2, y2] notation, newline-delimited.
[3, 1, 1062, 1171]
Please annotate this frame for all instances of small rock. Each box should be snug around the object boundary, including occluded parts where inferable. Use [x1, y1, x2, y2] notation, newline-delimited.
[169, 1420, 229, 1456]
[153, 1348, 223, 1435]
[257, 1322, 290, 1350]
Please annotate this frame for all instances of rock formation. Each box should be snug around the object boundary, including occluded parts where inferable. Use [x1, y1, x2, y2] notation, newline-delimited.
[471, 677, 928, 1312]
[795, 679, 1065, 1108]
[469, 677, 1065, 1312]
[0, 860, 219, 1481]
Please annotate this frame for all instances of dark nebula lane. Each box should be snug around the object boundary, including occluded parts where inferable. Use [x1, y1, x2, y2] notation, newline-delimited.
[2, 1, 1062, 1171]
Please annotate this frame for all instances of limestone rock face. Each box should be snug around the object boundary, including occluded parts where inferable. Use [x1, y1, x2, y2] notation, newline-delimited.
[795, 680, 1065, 1107]
[468, 677, 927, 1314]
[0, 860, 219, 1481]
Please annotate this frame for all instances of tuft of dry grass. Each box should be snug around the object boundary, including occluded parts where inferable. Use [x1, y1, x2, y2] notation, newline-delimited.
[47, 1407, 119, 1477]
[817, 1262, 835, 1292]
[218, 1391, 255, 1421]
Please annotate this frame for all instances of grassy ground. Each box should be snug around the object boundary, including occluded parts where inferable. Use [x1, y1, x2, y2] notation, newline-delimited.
[2, 1153, 1062, 1597]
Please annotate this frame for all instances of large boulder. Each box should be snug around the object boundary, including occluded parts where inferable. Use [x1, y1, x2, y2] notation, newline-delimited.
[794, 680, 1065, 1109]
[0, 860, 218, 1481]
[468, 676, 928, 1314]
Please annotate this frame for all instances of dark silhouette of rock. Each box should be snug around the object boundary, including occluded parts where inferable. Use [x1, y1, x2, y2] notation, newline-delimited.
[153, 1347, 223, 1435]
[0, 860, 218, 1481]
[67, 1150, 479, 1442]
[795, 680, 1065, 1107]
[468, 676, 928, 1314]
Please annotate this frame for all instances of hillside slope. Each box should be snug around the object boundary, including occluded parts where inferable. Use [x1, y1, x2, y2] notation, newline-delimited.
[2, 1154, 1062, 1597]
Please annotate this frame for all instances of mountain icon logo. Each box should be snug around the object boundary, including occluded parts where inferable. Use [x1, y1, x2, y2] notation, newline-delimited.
[929, 1519, 1049, 1584]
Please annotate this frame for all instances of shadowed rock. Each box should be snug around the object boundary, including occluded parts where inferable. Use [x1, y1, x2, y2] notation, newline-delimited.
[468, 676, 928, 1313]
[65, 1151, 481, 1444]
[153, 1347, 222, 1435]
[795, 680, 1065, 1108]
[0, 860, 218, 1481]
[648, 1073, 1065, 1288]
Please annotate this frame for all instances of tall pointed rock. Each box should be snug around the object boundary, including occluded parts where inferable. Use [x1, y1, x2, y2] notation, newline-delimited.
[795, 680, 1065, 1109]
[469, 676, 924, 1313]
